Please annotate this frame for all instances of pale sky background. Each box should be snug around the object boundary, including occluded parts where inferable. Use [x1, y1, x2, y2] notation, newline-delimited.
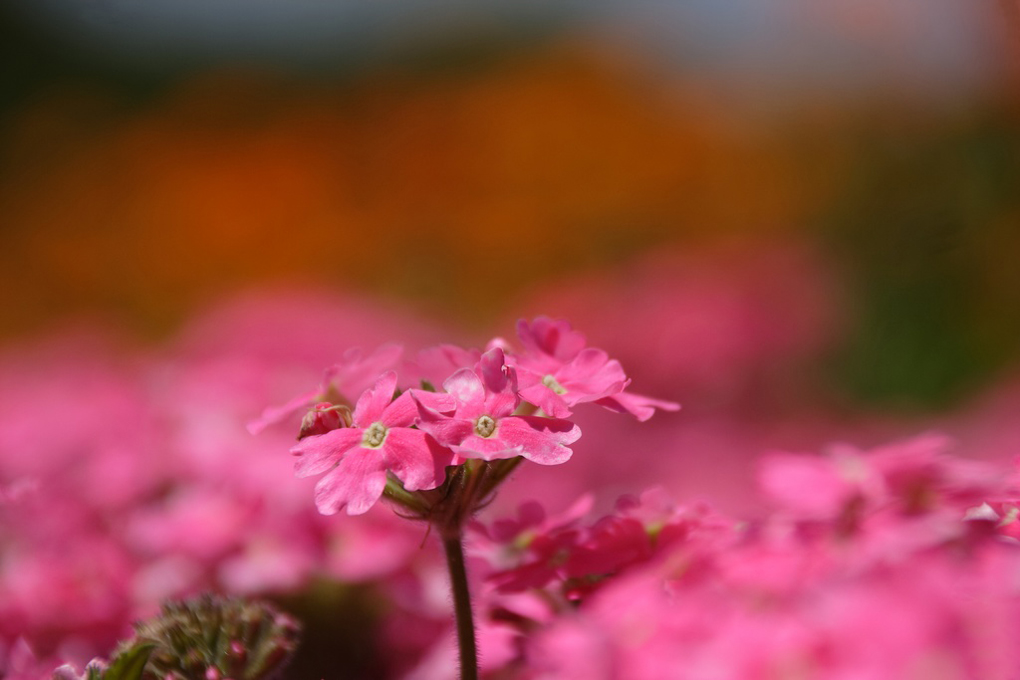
[10, 0, 1006, 99]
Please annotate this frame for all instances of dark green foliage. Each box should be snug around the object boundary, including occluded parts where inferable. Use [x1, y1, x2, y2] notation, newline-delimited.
[823, 113, 1020, 409]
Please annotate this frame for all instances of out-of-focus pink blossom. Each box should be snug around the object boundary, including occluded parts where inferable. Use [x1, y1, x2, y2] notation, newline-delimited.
[0, 294, 463, 669]
[1, 638, 64, 680]
[447, 436, 1020, 680]
[248, 344, 403, 435]
[517, 240, 840, 409]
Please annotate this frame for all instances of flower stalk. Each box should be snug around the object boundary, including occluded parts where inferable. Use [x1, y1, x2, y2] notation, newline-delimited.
[264, 317, 678, 680]
[442, 530, 479, 680]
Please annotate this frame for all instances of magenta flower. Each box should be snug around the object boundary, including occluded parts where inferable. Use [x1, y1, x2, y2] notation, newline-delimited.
[511, 317, 677, 420]
[415, 348, 581, 466]
[515, 316, 590, 366]
[290, 371, 453, 516]
[406, 344, 482, 388]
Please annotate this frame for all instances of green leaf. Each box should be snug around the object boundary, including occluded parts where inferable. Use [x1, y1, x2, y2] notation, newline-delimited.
[105, 644, 155, 680]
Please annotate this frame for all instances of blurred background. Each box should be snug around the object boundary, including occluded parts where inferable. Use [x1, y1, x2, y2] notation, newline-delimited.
[2, 0, 1019, 413]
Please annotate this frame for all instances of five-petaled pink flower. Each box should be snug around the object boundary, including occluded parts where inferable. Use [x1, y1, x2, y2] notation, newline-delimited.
[291, 372, 453, 515]
[510, 318, 629, 419]
[274, 318, 677, 518]
[509, 317, 678, 421]
[415, 348, 581, 466]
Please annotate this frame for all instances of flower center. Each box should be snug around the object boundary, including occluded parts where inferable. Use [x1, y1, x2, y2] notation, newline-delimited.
[362, 422, 388, 449]
[542, 374, 567, 395]
[474, 415, 497, 438]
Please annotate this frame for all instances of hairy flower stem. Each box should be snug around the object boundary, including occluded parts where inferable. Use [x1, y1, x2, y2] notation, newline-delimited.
[442, 531, 479, 680]
[383, 460, 517, 680]
[477, 456, 523, 500]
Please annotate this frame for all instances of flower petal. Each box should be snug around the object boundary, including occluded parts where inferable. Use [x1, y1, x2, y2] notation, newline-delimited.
[313, 448, 388, 515]
[291, 428, 362, 477]
[411, 388, 459, 414]
[384, 428, 452, 491]
[557, 349, 628, 404]
[247, 388, 319, 435]
[476, 347, 520, 418]
[332, 344, 403, 398]
[381, 390, 420, 428]
[353, 371, 398, 426]
[595, 392, 680, 422]
[452, 439, 523, 462]
[496, 416, 580, 466]
[517, 379, 572, 419]
[517, 317, 587, 363]
[443, 368, 486, 415]
[414, 400, 476, 447]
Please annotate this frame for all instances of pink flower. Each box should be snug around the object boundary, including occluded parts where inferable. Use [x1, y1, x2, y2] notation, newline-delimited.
[758, 447, 883, 521]
[759, 434, 1006, 531]
[414, 348, 580, 466]
[405, 345, 482, 389]
[469, 496, 594, 591]
[290, 372, 453, 515]
[1, 638, 64, 680]
[514, 317, 590, 367]
[510, 317, 678, 421]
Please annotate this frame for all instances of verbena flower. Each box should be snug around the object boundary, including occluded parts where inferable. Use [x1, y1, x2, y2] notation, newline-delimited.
[290, 371, 454, 515]
[414, 348, 581, 466]
[510, 318, 630, 419]
[275, 318, 674, 519]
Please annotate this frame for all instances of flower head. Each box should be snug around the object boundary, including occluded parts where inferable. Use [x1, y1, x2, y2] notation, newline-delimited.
[415, 348, 580, 466]
[509, 317, 677, 420]
[291, 372, 453, 515]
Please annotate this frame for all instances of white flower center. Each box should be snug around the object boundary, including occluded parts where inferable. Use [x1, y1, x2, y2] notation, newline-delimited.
[475, 415, 497, 438]
[542, 374, 567, 395]
[362, 422, 388, 448]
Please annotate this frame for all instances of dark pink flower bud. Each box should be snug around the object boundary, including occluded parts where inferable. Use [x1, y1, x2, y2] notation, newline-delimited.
[298, 402, 348, 440]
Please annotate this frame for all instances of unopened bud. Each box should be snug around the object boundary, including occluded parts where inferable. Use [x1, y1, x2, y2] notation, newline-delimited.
[228, 641, 245, 664]
[298, 402, 348, 440]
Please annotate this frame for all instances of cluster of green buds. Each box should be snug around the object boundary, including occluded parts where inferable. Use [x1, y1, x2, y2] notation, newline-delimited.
[53, 595, 300, 680]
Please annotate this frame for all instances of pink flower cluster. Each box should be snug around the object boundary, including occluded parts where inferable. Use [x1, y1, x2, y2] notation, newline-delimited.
[399, 434, 1020, 679]
[5, 238, 1020, 680]
[268, 317, 678, 516]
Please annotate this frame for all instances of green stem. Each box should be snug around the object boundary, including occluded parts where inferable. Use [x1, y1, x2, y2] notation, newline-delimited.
[477, 456, 523, 500]
[442, 531, 479, 680]
[382, 477, 429, 515]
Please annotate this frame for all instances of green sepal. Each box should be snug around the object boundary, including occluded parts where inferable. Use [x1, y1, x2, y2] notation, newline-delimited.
[103, 644, 155, 680]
